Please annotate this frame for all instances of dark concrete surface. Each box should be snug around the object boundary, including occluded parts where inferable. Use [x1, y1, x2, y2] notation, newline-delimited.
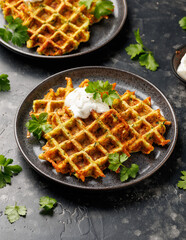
[0, 0, 186, 239]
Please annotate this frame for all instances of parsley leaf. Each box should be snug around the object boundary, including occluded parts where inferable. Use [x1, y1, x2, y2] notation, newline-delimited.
[125, 43, 144, 59]
[0, 155, 22, 188]
[0, 74, 10, 91]
[120, 164, 139, 182]
[177, 171, 186, 189]
[139, 53, 159, 71]
[179, 17, 186, 30]
[79, 0, 93, 9]
[79, 0, 114, 19]
[94, 0, 114, 19]
[85, 80, 119, 107]
[108, 153, 139, 182]
[26, 113, 52, 140]
[5, 202, 27, 223]
[0, 16, 29, 47]
[125, 28, 159, 71]
[39, 196, 57, 211]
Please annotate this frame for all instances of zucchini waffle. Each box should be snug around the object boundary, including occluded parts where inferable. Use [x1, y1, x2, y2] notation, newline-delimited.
[29, 78, 171, 181]
[0, 0, 109, 55]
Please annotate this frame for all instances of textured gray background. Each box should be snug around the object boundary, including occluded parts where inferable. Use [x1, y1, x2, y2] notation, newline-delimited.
[0, 0, 186, 239]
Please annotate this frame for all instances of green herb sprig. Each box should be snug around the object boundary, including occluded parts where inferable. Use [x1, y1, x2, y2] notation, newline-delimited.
[179, 17, 186, 30]
[125, 29, 159, 71]
[85, 80, 119, 107]
[5, 202, 27, 223]
[0, 16, 29, 47]
[108, 153, 139, 182]
[26, 113, 52, 140]
[0, 74, 10, 91]
[177, 171, 186, 189]
[79, 0, 114, 19]
[0, 155, 22, 188]
[39, 196, 57, 211]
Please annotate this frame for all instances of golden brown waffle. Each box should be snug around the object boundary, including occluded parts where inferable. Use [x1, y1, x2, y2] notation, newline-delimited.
[112, 90, 171, 154]
[0, 0, 106, 55]
[30, 77, 74, 125]
[29, 78, 171, 181]
[40, 108, 130, 181]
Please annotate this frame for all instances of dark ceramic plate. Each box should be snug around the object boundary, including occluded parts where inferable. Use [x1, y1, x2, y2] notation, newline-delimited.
[171, 44, 186, 84]
[15, 67, 178, 191]
[0, 0, 127, 59]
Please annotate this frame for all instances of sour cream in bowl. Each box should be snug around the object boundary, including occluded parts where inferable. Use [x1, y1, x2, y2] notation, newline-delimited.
[171, 44, 186, 84]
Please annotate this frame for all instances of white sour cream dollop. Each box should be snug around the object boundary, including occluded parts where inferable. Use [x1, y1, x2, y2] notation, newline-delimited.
[64, 87, 110, 119]
[177, 53, 186, 81]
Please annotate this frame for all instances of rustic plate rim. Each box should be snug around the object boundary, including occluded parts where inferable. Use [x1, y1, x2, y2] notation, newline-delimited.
[0, 0, 127, 59]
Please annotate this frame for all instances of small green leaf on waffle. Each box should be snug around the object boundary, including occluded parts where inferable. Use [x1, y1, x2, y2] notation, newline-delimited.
[94, 0, 114, 19]
[26, 113, 52, 140]
[85, 80, 119, 106]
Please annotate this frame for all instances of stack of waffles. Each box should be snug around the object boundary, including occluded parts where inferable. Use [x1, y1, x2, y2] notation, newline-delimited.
[29, 78, 171, 181]
[0, 0, 106, 55]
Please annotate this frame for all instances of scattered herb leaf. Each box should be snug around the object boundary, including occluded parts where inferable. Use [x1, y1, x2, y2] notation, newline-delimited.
[5, 202, 27, 223]
[79, 0, 114, 19]
[0, 74, 10, 91]
[179, 17, 186, 30]
[25, 113, 52, 140]
[177, 171, 186, 189]
[108, 153, 139, 182]
[0, 16, 29, 47]
[0, 155, 22, 188]
[39, 196, 57, 211]
[125, 28, 159, 71]
[85, 80, 119, 106]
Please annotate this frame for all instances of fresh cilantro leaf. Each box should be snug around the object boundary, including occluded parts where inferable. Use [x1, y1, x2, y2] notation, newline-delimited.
[177, 171, 186, 189]
[85, 80, 119, 107]
[39, 196, 57, 211]
[0, 155, 22, 188]
[5, 202, 27, 223]
[125, 44, 144, 59]
[79, 0, 93, 9]
[108, 153, 120, 171]
[102, 90, 119, 106]
[79, 0, 114, 19]
[108, 153, 129, 172]
[0, 74, 10, 91]
[0, 28, 12, 42]
[26, 113, 52, 140]
[179, 17, 186, 30]
[120, 164, 139, 182]
[94, 0, 114, 19]
[134, 28, 144, 46]
[139, 53, 159, 71]
[108, 153, 139, 182]
[125, 28, 159, 71]
[0, 16, 29, 47]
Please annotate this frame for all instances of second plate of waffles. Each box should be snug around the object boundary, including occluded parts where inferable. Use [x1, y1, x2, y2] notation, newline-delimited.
[15, 67, 178, 190]
[0, 0, 127, 58]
